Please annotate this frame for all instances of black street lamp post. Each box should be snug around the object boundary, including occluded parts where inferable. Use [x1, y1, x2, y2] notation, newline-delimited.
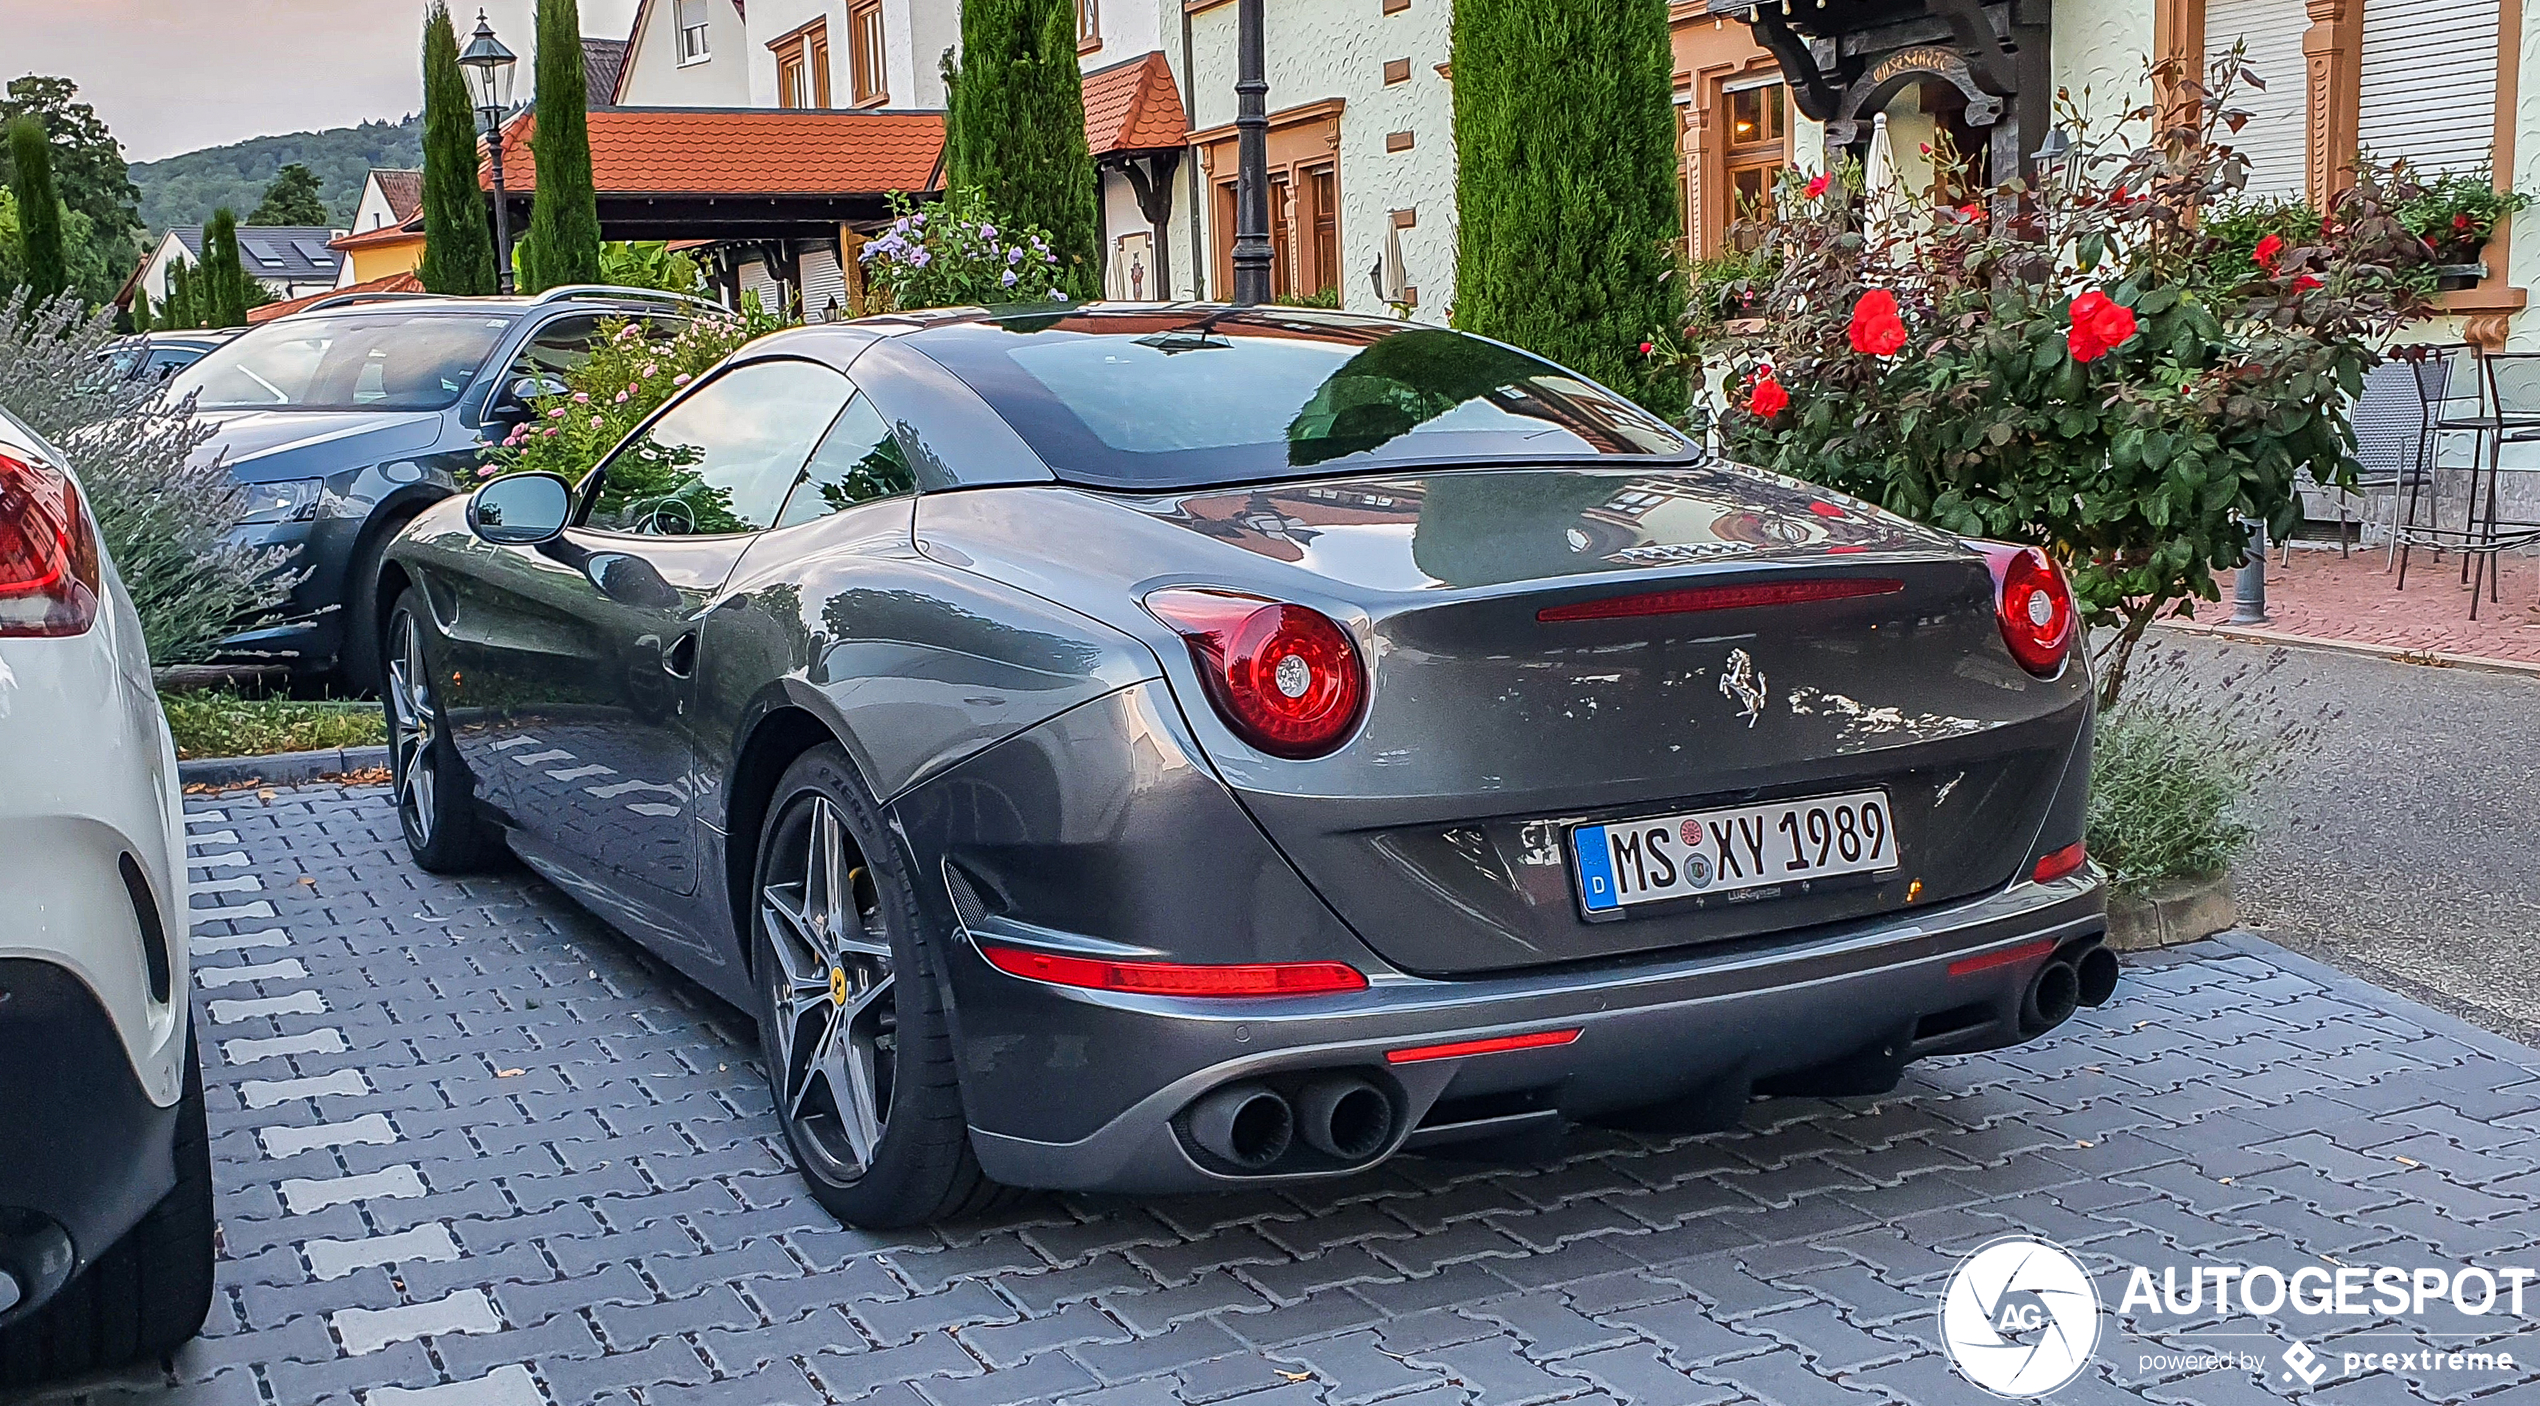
[1230, 0, 1272, 306]
[459, 9, 520, 294]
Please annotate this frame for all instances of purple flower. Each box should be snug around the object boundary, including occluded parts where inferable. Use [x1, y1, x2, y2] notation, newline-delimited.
[980, 224, 997, 239]
[910, 248, 932, 268]
[1047, 289, 1066, 301]
[911, 212, 926, 226]
[1007, 247, 1024, 265]
[1001, 269, 1019, 287]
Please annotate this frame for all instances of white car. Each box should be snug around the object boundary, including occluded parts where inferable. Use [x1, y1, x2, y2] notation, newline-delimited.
[0, 405, 213, 1382]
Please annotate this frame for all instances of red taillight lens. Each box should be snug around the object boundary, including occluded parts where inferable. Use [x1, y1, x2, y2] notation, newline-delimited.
[1972, 541, 2073, 676]
[1537, 577, 1903, 623]
[1385, 1029, 1582, 1064]
[978, 944, 1369, 996]
[2032, 841, 2088, 884]
[0, 451, 101, 638]
[1144, 588, 1366, 759]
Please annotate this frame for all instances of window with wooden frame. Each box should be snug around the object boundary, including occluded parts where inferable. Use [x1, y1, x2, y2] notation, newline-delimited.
[675, 0, 710, 62]
[1077, 0, 1101, 52]
[771, 20, 831, 108]
[848, 0, 887, 105]
[1197, 102, 1345, 301]
[1721, 78, 1788, 246]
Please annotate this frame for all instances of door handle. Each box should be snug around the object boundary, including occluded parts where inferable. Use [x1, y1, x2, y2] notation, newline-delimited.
[662, 631, 698, 678]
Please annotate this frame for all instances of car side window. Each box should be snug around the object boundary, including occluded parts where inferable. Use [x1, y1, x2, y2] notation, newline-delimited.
[584, 359, 853, 537]
[773, 392, 917, 528]
[511, 314, 610, 381]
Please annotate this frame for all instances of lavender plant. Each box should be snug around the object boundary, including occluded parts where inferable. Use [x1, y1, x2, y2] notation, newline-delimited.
[858, 188, 1069, 313]
[0, 289, 291, 665]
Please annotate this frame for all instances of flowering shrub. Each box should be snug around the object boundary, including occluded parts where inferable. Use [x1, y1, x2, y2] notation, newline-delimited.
[858, 187, 1069, 313]
[1691, 53, 2431, 702]
[2393, 165, 2533, 263]
[478, 302, 786, 483]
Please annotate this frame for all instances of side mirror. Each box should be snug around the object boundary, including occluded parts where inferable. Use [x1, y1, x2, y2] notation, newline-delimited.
[466, 472, 572, 546]
[508, 373, 569, 402]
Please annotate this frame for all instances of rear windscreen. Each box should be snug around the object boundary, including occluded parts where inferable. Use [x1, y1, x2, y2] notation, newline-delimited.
[907, 312, 1690, 488]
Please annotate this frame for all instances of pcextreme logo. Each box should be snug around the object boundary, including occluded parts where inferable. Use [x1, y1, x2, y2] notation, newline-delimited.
[1938, 1236, 2103, 1398]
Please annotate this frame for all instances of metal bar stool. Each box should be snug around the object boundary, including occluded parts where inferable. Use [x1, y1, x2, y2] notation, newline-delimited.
[2395, 343, 2497, 594]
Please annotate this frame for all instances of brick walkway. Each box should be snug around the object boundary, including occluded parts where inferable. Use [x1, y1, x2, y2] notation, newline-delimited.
[26, 782, 2540, 1405]
[2188, 545, 2540, 665]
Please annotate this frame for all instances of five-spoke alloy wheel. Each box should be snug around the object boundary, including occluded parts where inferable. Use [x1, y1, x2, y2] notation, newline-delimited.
[381, 589, 505, 872]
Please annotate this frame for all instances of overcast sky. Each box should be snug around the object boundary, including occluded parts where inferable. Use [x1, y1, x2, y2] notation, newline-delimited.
[0, 0, 643, 163]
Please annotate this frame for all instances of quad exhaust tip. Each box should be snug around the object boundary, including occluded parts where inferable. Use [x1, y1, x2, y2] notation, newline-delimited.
[2022, 941, 2120, 1034]
[2075, 945, 2120, 1008]
[1188, 1083, 1295, 1169]
[1299, 1077, 1395, 1161]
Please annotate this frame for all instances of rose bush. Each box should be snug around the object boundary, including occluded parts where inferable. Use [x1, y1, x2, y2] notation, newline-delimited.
[1690, 53, 2431, 702]
[477, 302, 786, 483]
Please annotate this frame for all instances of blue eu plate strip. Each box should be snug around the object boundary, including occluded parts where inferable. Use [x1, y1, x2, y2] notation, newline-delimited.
[1573, 824, 1619, 913]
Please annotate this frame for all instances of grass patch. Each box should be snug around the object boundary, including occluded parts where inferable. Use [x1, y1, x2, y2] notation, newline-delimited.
[162, 689, 385, 760]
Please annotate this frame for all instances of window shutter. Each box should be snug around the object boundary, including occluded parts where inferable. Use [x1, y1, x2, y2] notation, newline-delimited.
[2360, 0, 2500, 176]
[800, 247, 848, 322]
[739, 259, 782, 316]
[2206, 0, 2312, 199]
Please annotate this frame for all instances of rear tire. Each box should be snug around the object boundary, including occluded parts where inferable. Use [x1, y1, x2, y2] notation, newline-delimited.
[384, 589, 506, 873]
[751, 744, 1021, 1228]
[0, 1031, 214, 1387]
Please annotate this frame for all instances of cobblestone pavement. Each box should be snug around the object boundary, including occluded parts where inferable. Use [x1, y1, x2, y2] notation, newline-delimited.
[2173, 545, 2540, 666]
[23, 781, 2540, 1406]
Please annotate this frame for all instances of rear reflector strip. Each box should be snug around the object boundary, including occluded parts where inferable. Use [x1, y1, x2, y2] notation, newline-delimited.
[2032, 842, 2088, 884]
[1385, 1028, 1582, 1064]
[977, 945, 1368, 997]
[1538, 578, 1903, 623]
[1948, 938, 2059, 978]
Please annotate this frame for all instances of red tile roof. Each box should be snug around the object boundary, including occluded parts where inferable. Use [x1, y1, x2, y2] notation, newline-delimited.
[1081, 51, 1187, 155]
[373, 169, 423, 222]
[486, 107, 944, 197]
[249, 271, 424, 324]
[329, 221, 422, 253]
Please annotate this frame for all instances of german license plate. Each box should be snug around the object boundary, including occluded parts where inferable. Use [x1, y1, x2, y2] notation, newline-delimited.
[1572, 789, 1897, 915]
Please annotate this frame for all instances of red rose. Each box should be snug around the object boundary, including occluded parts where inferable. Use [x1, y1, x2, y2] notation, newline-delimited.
[2067, 290, 2138, 363]
[1804, 173, 1830, 199]
[2109, 185, 2131, 206]
[1746, 367, 1790, 418]
[1958, 203, 1984, 220]
[1639, 341, 1655, 355]
[1848, 289, 1907, 356]
[2455, 213, 2475, 232]
[2253, 233, 2284, 271]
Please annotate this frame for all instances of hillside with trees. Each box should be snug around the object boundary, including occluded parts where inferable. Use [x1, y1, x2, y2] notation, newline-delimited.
[130, 115, 422, 234]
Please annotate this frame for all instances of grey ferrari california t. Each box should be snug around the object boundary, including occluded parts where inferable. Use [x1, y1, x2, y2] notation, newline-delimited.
[377, 303, 2113, 1228]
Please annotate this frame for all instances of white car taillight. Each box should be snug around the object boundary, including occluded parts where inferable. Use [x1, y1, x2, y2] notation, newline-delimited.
[0, 450, 101, 638]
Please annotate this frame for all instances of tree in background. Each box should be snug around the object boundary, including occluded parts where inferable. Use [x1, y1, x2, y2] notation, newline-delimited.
[201, 208, 248, 327]
[517, 0, 603, 291]
[0, 76, 143, 300]
[128, 284, 153, 331]
[940, 0, 1099, 298]
[129, 116, 418, 235]
[1450, 0, 1681, 415]
[417, 2, 498, 296]
[249, 163, 329, 225]
[7, 117, 70, 306]
[161, 257, 200, 329]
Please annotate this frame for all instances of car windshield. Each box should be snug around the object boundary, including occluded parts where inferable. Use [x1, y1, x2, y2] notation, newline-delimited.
[167, 311, 512, 412]
[907, 310, 1691, 488]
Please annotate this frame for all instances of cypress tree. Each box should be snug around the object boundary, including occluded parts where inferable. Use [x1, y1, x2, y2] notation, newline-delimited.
[163, 258, 198, 329]
[202, 208, 248, 327]
[129, 285, 152, 331]
[941, 0, 1100, 297]
[1450, 0, 1682, 414]
[7, 116, 69, 305]
[520, 0, 602, 291]
[417, 1, 499, 295]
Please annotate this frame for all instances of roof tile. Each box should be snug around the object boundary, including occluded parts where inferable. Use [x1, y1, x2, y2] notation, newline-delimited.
[1081, 51, 1187, 155]
[487, 107, 944, 197]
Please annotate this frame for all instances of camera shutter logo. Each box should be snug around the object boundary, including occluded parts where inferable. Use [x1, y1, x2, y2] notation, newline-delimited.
[1939, 1236, 2103, 1397]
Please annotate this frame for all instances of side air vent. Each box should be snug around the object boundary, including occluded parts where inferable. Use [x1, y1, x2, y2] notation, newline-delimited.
[942, 862, 991, 931]
[118, 853, 173, 1004]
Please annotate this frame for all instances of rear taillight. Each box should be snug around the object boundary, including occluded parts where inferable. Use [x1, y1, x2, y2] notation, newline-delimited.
[978, 945, 1369, 996]
[1972, 541, 2073, 676]
[1144, 588, 1366, 759]
[0, 450, 101, 638]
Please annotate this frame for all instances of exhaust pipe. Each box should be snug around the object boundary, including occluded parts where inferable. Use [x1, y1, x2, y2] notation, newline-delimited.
[1187, 1083, 1295, 1169]
[2022, 958, 2080, 1033]
[1298, 1077, 1395, 1161]
[2074, 944, 2119, 1008]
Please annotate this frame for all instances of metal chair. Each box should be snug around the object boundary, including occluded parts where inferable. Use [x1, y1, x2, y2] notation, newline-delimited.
[2395, 344, 2495, 593]
[2306, 357, 2429, 562]
[2468, 352, 2540, 614]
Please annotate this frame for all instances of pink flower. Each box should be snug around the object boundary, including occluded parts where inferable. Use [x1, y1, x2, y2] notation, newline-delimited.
[674, 373, 693, 385]
[543, 427, 559, 437]
[642, 363, 658, 377]
[627, 381, 640, 396]
[548, 407, 567, 419]
[613, 391, 629, 404]
[478, 466, 497, 478]
[590, 415, 604, 428]
[572, 391, 590, 404]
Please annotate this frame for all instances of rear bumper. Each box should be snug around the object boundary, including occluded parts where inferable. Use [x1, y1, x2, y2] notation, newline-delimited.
[0, 959, 179, 1327]
[957, 870, 2108, 1194]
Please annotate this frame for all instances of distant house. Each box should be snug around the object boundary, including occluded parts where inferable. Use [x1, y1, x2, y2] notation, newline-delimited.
[331, 168, 425, 288]
[252, 271, 426, 324]
[122, 225, 346, 312]
[583, 36, 629, 104]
